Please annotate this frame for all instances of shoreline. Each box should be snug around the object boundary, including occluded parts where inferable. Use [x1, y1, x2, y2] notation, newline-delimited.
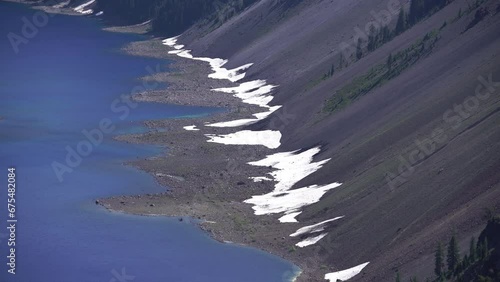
[100, 37, 329, 281]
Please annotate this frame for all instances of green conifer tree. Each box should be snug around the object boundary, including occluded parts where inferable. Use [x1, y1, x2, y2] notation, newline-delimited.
[469, 237, 477, 262]
[435, 242, 444, 278]
[396, 271, 401, 282]
[356, 39, 363, 60]
[447, 235, 460, 274]
[387, 53, 394, 73]
[395, 9, 407, 34]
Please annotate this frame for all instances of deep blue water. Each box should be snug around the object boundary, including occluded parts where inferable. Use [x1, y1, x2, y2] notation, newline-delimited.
[0, 2, 298, 282]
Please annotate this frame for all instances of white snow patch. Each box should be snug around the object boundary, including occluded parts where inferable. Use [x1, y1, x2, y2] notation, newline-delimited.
[250, 176, 274, 182]
[278, 211, 302, 223]
[296, 233, 328, 248]
[177, 50, 194, 59]
[162, 37, 178, 47]
[183, 125, 199, 131]
[205, 130, 281, 149]
[212, 80, 278, 108]
[95, 11, 103, 16]
[206, 119, 259, 128]
[234, 84, 276, 101]
[290, 217, 344, 237]
[74, 0, 95, 14]
[244, 148, 342, 220]
[253, 106, 282, 119]
[205, 106, 281, 128]
[190, 57, 250, 83]
[168, 50, 183, 55]
[78, 8, 93, 14]
[324, 262, 370, 282]
[162, 37, 251, 83]
[248, 147, 330, 192]
[209, 63, 253, 82]
[244, 183, 341, 216]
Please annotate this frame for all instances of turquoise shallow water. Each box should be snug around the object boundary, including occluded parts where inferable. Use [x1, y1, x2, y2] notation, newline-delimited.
[0, 2, 298, 281]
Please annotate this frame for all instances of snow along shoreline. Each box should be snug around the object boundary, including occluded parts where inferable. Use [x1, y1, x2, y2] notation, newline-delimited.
[73, 0, 95, 15]
[161, 36, 368, 281]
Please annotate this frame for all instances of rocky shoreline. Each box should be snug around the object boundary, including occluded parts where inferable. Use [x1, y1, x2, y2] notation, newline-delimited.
[99, 38, 331, 281]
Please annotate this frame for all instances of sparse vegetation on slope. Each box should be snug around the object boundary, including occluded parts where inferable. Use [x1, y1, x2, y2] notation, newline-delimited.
[323, 30, 439, 113]
[321, 0, 454, 82]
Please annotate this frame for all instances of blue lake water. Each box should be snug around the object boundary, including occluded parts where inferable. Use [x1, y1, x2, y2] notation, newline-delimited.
[0, 2, 298, 281]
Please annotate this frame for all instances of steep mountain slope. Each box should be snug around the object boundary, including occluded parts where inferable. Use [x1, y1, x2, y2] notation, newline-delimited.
[173, 0, 500, 280]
